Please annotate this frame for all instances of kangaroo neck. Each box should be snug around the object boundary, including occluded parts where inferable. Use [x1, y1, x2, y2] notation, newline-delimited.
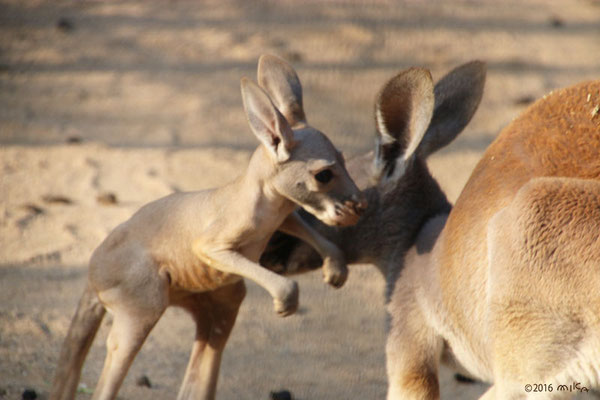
[229, 145, 296, 226]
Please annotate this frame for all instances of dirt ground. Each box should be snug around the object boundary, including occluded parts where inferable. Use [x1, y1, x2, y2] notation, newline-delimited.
[1, 0, 599, 399]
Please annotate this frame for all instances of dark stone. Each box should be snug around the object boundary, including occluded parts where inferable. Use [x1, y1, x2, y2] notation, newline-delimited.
[514, 95, 536, 106]
[136, 375, 152, 388]
[56, 17, 75, 32]
[270, 389, 293, 400]
[42, 195, 73, 205]
[22, 389, 37, 400]
[21, 204, 44, 215]
[549, 16, 564, 28]
[66, 136, 83, 144]
[97, 192, 118, 205]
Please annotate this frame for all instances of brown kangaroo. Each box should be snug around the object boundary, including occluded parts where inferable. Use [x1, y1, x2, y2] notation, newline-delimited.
[384, 79, 600, 399]
[49, 54, 366, 400]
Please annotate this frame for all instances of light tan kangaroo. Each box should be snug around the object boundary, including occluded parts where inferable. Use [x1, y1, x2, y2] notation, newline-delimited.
[261, 61, 485, 388]
[49, 54, 366, 400]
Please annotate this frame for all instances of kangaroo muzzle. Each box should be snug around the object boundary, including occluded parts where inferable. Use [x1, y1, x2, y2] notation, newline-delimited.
[332, 194, 367, 226]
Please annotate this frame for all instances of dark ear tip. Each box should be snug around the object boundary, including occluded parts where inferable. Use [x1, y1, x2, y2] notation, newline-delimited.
[462, 60, 488, 80]
[475, 59, 487, 70]
[467, 59, 487, 68]
[467, 61, 487, 96]
[473, 60, 487, 77]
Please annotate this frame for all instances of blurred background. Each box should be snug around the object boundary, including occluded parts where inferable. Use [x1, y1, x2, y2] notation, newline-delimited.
[1, 0, 599, 399]
[2, 0, 599, 152]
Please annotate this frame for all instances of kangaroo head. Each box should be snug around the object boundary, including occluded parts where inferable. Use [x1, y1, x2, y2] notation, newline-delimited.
[260, 61, 487, 274]
[240, 55, 366, 227]
[372, 61, 487, 193]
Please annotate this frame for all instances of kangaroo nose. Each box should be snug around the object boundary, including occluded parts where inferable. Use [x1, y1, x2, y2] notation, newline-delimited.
[348, 194, 368, 216]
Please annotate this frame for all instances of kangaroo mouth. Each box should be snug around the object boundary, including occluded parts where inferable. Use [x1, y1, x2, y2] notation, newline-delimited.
[321, 199, 367, 227]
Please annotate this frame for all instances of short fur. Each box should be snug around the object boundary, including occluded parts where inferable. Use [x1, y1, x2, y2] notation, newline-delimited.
[413, 80, 600, 399]
[49, 54, 366, 400]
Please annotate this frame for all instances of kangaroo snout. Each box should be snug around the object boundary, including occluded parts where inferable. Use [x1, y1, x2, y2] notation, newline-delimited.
[349, 194, 368, 216]
[332, 195, 367, 226]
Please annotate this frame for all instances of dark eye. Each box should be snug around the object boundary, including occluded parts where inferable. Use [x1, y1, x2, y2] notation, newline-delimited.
[315, 169, 333, 184]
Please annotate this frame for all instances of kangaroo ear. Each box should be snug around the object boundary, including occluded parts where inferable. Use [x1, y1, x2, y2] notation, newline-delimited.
[417, 60, 487, 158]
[241, 77, 295, 163]
[257, 54, 306, 127]
[373, 67, 434, 184]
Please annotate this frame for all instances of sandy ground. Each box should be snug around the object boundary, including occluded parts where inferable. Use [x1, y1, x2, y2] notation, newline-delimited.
[1, 0, 600, 399]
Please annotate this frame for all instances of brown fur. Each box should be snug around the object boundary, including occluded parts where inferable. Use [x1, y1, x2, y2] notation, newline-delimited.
[389, 81, 600, 399]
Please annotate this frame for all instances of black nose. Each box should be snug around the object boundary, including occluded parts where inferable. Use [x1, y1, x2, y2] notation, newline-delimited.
[346, 194, 368, 216]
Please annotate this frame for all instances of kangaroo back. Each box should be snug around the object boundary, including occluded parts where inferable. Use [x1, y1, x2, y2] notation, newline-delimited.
[385, 81, 600, 399]
[440, 81, 600, 341]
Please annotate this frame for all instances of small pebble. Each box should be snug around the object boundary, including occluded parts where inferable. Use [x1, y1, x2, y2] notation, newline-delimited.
[56, 17, 75, 32]
[21, 204, 44, 215]
[549, 16, 564, 28]
[514, 95, 535, 106]
[42, 195, 73, 205]
[66, 136, 83, 144]
[22, 389, 37, 400]
[136, 375, 152, 388]
[97, 192, 118, 205]
[270, 389, 293, 400]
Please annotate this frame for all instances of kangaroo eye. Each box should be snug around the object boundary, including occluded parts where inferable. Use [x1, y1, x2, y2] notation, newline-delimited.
[315, 169, 333, 184]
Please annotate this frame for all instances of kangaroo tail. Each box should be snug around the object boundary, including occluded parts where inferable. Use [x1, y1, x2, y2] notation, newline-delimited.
[50, 284, 106, 400]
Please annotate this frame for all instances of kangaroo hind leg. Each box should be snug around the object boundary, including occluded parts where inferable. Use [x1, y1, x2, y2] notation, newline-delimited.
[91, 259, 170, 400]
[177, 280, 246, 400]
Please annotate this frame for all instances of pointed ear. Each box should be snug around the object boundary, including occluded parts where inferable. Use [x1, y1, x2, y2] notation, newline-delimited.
[241, 77, 295, 163]
[417, 60, 487, 158]
[257, 54, 306, 127]
[373, 67, 434, 183]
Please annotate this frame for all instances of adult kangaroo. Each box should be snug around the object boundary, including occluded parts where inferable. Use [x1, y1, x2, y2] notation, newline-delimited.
[385, 80, 600, 399]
